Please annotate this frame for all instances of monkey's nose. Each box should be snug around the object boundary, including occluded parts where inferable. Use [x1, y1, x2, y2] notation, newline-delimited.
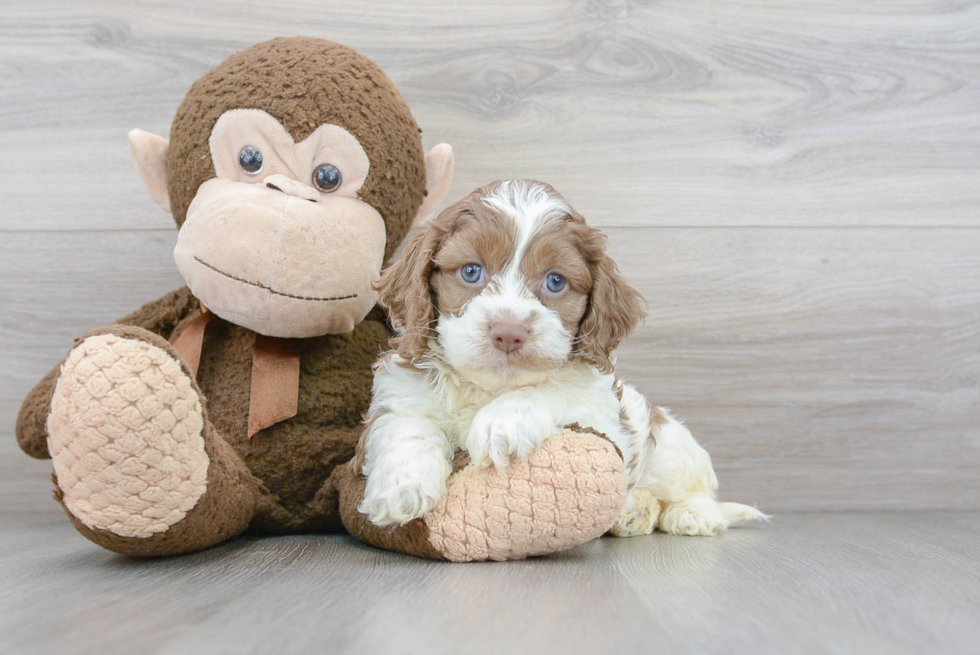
[490, 322, 528, 354]
[263, 174, 320, 202]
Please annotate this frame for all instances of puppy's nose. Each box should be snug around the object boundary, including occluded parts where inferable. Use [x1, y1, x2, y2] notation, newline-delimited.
[491, 323, 528, 354]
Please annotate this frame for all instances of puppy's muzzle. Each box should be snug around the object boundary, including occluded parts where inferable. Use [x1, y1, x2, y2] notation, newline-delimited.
[491, 322, 528, 354]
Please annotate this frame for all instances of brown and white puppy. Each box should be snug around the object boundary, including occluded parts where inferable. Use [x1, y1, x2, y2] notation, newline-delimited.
[358, 180, 768, 536]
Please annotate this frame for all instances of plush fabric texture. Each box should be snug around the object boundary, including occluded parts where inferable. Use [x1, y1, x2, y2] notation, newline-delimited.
[55, 419, 257, 557]
[167, 37, 426, 261]
[50, 325, 258, 556]
[48, 332, 210, 537]
[208, 109, 372, 197]
[16, 288, 199, 460]
[127, 129, 171, 212]
[15, 365, 59, 460]
[175, 178, 387, 337]
[22, 291, 390, 547]
[178, 299, 390, 533]
[425, 431, 627, 562]
[56, 417, 259, 557]
[335, 430, 627, 562]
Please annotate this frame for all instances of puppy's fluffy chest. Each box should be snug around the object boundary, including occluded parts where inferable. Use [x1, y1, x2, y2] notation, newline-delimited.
[400, 355, 624, 451]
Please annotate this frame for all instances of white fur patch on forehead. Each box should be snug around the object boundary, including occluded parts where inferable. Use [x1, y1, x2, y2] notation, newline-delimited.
[481, 181, 571, 293]
[481, 180, 571, 256]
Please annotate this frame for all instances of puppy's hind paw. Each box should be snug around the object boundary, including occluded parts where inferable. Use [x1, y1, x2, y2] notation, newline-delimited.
[610, 489, 661, 537]
[659, 497, 729, 536]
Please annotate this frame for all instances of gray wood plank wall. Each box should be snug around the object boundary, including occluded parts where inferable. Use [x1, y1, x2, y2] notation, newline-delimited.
[2, 0, 978, 512]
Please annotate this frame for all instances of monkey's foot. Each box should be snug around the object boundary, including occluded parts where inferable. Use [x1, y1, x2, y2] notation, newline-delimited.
[337, 429, 627, 562]
[47, 331, 209, 539]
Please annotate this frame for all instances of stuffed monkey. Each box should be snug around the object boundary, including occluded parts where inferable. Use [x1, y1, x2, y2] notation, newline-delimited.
[15, 38, 626, 561]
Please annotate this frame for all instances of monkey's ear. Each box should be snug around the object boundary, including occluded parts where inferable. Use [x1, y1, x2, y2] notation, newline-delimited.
[128, 129, 171, 213]
[412, 143, 454, 229]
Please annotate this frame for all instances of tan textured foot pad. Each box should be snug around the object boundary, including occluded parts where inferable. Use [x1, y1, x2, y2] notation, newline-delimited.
[47, 333, 209, 538]
[425, 430, 627, 562]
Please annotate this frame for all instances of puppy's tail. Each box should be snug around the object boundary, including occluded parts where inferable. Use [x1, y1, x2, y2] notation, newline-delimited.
[719, 502, 771, 527]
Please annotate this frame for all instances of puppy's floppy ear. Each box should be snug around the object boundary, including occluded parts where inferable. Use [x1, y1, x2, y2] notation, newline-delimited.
[376, 197, 467, 361]
[574, 229, 646, 374]
[376, 231, 437, 360]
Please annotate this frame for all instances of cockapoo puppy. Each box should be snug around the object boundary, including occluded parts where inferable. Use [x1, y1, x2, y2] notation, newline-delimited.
[357, 180, 767, 536]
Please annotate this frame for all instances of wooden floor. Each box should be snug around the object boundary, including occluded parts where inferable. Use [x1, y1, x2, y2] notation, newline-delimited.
[2, 1, 979, 653]
[1, 508, 978, 655]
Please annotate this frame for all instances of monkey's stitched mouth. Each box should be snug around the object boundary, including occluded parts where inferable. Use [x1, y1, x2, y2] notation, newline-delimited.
[193, 256, 357, 302]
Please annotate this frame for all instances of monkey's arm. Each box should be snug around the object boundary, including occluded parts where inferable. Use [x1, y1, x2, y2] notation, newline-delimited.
[15, 287, 200, 459]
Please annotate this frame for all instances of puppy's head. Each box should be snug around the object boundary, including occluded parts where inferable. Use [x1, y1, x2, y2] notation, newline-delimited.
[377, 180, 645, 387]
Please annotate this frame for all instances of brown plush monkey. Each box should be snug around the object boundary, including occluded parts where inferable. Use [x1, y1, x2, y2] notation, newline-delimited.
[15, 38, 626, 561]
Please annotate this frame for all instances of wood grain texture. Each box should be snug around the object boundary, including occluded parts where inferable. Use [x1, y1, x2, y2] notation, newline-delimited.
[1, 2, 979, 513]
[0, 510, 978, 655]
[1, 0, 979, 231]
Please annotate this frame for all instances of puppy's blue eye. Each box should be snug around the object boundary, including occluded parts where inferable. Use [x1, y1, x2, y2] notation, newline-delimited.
[545, 273, 566, 293]
[239, 146, 263, 175]
[460, 263, 484, 284]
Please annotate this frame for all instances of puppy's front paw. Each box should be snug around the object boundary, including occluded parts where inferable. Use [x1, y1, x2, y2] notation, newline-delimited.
[466, 396, 555, 469]
[359, 455, 451, 527]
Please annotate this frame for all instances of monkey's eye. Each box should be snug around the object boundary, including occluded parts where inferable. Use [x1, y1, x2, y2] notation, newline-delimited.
[238, 146, 263, 175]
[545, 273, 566, 293]
[460, 263, 484, 285]
[313, 163, 342, 193]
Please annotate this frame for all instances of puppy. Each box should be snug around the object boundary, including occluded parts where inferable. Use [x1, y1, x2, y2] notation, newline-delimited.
[357, 180, 768, 536]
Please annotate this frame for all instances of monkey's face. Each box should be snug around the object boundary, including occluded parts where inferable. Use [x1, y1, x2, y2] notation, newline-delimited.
[130, 38, 454, 338]
[173, 109, 386, 338]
